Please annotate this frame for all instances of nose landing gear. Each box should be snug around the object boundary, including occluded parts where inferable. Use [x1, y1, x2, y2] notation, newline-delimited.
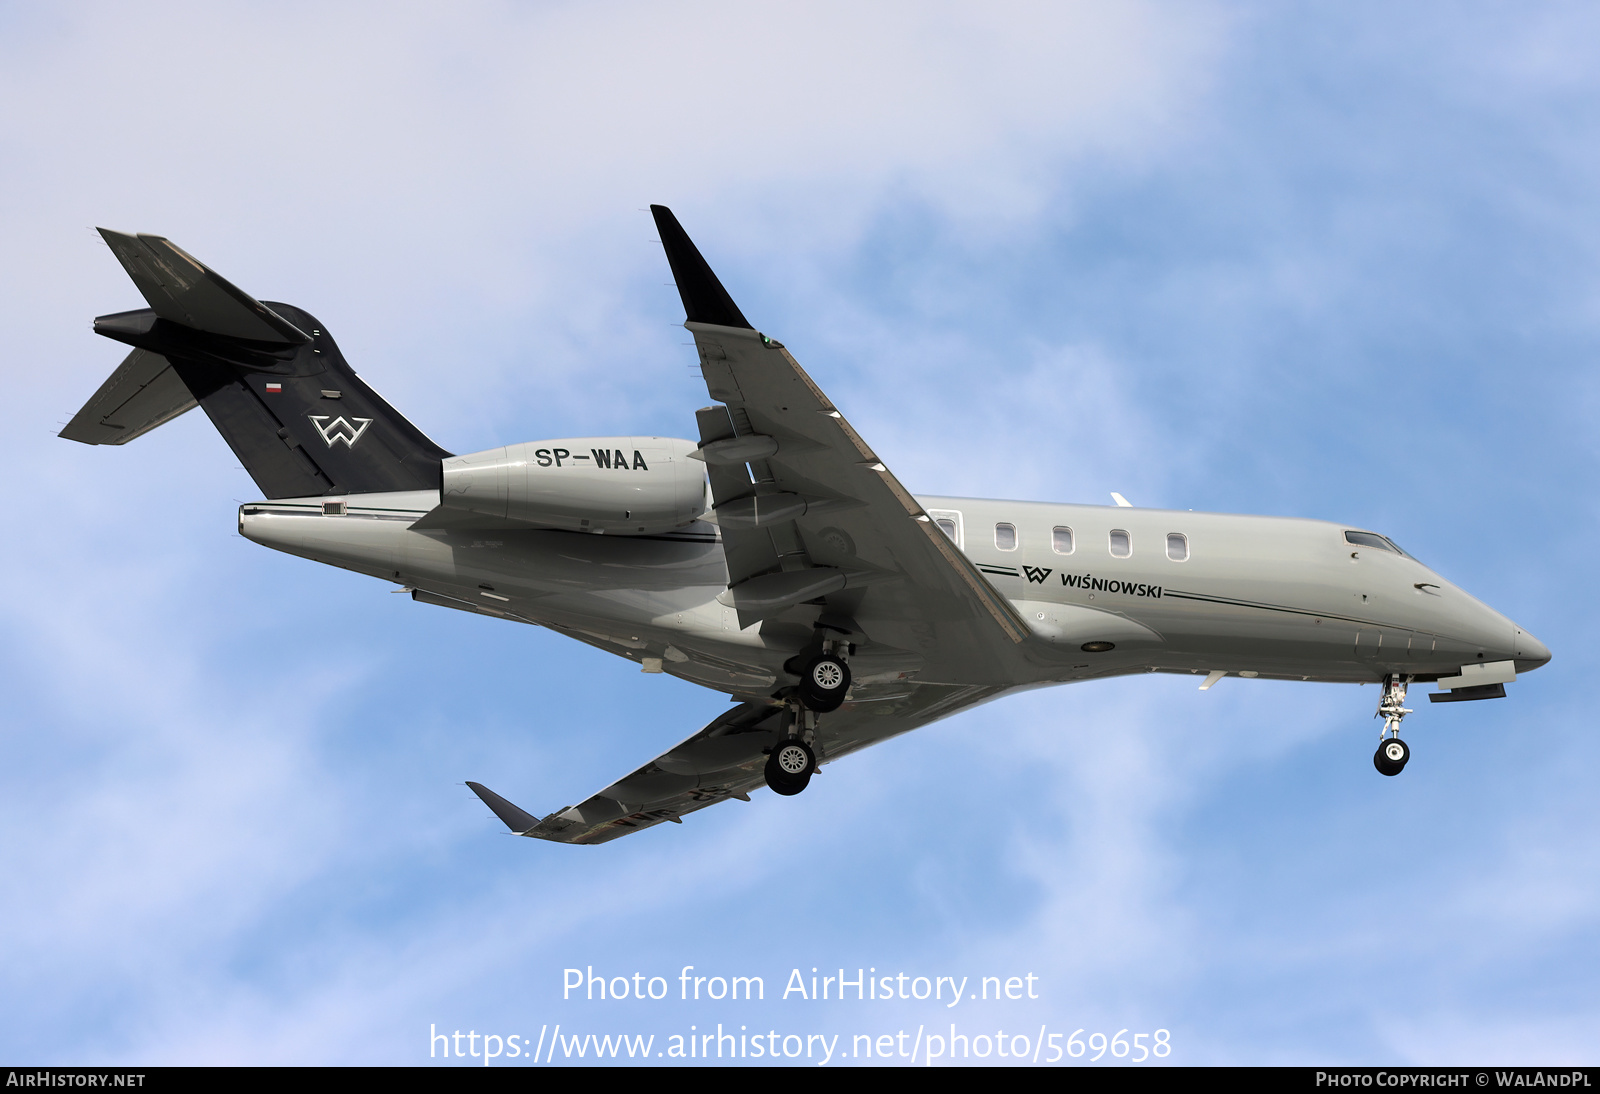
[1373, 674, 1412, 776]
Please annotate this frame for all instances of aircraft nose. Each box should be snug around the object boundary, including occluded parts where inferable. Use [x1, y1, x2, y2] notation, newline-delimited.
[1513, 626, 1551, 672]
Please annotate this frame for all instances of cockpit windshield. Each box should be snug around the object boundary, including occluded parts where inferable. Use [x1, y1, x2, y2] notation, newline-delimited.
[1344, 530, 1416, 560]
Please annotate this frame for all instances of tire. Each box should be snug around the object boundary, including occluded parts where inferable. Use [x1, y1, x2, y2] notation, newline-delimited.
[1373, 737, 1410, 776]
[765, 769, 810, 796]
[764, 737, 815, 796]
[798, 654, 851, 712]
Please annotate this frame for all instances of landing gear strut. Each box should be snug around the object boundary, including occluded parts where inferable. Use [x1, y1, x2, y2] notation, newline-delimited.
[1373, 673, 1412, 777]
[766, 630, 852, 795]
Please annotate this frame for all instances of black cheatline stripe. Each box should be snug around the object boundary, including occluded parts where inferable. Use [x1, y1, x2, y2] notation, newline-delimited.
[1162, 589, 1393, 630]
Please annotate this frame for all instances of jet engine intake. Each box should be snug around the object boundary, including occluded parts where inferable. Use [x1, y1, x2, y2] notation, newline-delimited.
[440, 436, 707, 534]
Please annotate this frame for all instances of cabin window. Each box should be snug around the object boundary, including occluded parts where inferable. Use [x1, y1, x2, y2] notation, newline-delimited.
[995, 523, 1017, 551]
[1109, 529, 1131, 558]
[927, 509, 964, 550]
[1166, 533, 1189, 561]
[1051, 526, 1074, 554]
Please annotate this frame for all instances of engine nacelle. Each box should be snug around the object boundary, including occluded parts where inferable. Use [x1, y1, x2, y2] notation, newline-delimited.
[440, 436, 707, 534]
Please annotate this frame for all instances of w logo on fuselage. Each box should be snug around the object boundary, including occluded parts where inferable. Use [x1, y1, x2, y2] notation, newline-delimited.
[309, 415, 374, 447]
[1022, 565, 1053, 584]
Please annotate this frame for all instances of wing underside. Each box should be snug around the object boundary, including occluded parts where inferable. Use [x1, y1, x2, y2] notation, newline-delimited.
[469, 680, 1006, 844]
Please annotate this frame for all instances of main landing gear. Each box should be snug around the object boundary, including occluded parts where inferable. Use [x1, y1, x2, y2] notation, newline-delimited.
[765, 725, 817, 797]
[764, 637, 853, 795]
[798, 651, 850, 712]
[1373, 673, 1412, 777]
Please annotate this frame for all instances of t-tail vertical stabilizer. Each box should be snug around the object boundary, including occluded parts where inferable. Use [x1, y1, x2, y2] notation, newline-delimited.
[64, 230, 450, 498]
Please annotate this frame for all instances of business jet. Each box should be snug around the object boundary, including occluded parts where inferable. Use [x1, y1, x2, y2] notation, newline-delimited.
[62, 208, 1551, 844]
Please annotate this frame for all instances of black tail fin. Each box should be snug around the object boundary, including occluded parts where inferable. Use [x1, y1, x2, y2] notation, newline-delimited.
[66, 230, 450, 498]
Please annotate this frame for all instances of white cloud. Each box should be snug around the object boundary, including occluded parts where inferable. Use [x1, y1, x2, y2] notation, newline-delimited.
[3, 0, 1223, 439]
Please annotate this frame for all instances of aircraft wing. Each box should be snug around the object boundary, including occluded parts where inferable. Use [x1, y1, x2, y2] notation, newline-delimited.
[468, 681, 1005, 845]
[651, 205, 1034, 686]
[468, 208, 1038, 845]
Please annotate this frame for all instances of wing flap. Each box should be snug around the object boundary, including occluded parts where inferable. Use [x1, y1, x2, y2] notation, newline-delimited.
[60, 348, 198, 445]
[410, 587, 541, 624]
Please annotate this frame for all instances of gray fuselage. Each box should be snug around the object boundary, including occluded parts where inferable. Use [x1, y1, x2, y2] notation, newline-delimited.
[239, 485, 1551, 694]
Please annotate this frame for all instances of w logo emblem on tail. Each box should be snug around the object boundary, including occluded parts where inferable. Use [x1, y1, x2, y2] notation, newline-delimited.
[1022, 565, 1053, 584]
[309, 415, 373, 447]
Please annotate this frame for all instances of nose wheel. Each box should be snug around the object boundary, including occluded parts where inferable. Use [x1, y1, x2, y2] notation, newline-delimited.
[1373, 674, 1413, 777]
[1373, 736, 1410, 776]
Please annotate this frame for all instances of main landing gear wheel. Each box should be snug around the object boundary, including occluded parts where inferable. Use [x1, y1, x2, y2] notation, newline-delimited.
[764, 737, 816, 796]
[1373, 737, 1410, 776]
[798, 653, 851, 713]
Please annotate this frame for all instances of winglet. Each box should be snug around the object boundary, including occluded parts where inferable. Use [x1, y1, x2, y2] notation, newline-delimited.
[650, 205, 753, 329]
[466, 781, 540, 834]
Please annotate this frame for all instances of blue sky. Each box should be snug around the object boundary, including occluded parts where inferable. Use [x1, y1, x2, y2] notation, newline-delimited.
[3, 1, 1597, 1066]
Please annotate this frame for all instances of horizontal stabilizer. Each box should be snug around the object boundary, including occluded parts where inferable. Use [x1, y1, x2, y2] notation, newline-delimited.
[466, 781, 540, 833]
[650, 205, 753, 329]
[60, 348, 197, 445]
[97, 229, 310, 344]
